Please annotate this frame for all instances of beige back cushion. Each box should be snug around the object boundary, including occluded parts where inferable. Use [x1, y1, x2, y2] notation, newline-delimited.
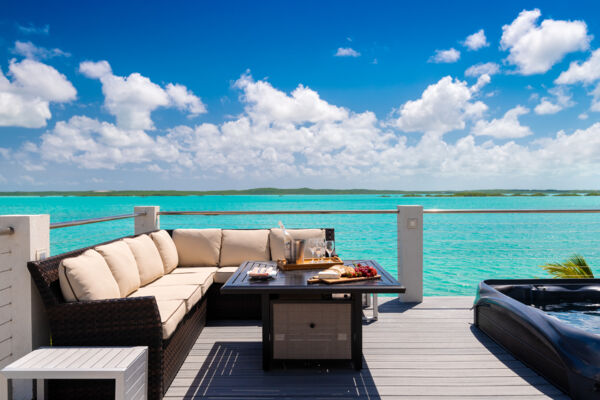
[58, 249, 121, 302]
[172, 229, 222, 267]
[123, 235, 165, 285]
[269, 228, 326, 261]
[219, 229, 270, 267]
[95, 240, 141, 297]
[150, 230, 179, 273]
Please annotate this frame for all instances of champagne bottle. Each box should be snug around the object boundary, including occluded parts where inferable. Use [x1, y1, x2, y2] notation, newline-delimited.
[278, 221, 294, 262]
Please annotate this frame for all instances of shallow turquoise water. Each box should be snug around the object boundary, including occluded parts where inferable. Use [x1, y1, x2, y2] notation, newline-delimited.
[2, 195, 600, 296]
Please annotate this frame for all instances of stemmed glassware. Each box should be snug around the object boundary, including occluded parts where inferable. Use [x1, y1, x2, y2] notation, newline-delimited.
[325, 240, 335, 258]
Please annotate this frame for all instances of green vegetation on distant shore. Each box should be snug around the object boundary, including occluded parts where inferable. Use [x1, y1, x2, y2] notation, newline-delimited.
[451, 191, 505, 197]
[0, 188, 599, 197]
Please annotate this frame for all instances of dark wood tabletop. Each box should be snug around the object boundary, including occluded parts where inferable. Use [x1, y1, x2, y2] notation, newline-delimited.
[221, 260, 405, 295]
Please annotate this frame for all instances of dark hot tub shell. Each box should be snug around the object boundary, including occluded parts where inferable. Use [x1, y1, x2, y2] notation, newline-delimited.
[474, 279, 600, 399]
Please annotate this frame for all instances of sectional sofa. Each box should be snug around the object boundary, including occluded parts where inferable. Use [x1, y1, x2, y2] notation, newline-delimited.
[27, 227, 332, 400]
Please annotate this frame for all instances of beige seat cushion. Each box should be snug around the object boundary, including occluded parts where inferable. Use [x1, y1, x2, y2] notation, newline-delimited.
[123, 235, 165, 285]
[156, 300, 186, 339]
[172, 229, 222, 267]
[128, 284, 202, 312]
[269, 228, 325, 261]
[150, 230, 179, 274]
[95, 241, 141, 297]
[58, 249, 121, 302]
[219, 230, 270, 267]
[214, 266, 238, 284]
[171, 267, 212, 274]
[151, 268, 216, 294]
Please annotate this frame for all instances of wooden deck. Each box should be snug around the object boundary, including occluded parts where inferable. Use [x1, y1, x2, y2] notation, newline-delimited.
[165, 296, 567, 399]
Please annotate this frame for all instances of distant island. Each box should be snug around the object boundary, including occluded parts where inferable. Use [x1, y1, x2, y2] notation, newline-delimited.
[1, 189, 599, 197]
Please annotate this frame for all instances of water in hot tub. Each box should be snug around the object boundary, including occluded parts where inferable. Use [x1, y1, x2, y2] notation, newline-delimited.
[542, 303, 600, 336]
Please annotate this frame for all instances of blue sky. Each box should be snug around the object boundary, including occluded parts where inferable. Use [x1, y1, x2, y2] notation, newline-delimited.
[1, 1, 600, 190]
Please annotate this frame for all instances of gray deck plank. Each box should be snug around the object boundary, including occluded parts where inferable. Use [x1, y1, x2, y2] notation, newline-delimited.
[165, 296, 565, 399]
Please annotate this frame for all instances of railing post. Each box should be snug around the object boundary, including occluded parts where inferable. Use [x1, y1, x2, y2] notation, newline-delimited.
[397, 205, 423, 303]
[0, 215, 50, 400]
[134, 206, 160, 235]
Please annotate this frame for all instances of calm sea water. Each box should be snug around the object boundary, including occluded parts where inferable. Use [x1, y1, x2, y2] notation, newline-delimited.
[2, 195, 600, 296]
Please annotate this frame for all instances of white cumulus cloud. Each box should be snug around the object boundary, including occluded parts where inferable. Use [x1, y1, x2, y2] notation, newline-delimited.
[534, 86, 574, 114]
[166, 83, 207, 116]
[465, 62, 500, 77]
[37, 73, 391, 178]
[534, 100, 562, 115]
[429, 48, 460, 63]
[0, 59, 76, 128]
[555, 48, 600, 85]
[79, 60, 205, 129]
[472, 106, 532, 138]
[20, 71, 600, 188]
[463, 29, 489, 50]
[39, 116, 179, 169]
[234, 72, 349, 125]
[500, 9, 591, 75]
[335, 47, 360, 57]
[392, 75, 488, 136]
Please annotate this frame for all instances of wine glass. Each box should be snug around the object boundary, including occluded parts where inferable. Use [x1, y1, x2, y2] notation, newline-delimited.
[325, 240, 335, 259]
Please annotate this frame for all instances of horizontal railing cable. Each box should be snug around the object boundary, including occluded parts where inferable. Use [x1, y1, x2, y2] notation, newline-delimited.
[50, 212, 146, 230]
[424, 208, 600, 214]
[45, 209, 600, 229]
[159, 208, 600, 216]
[158, 210, 397, 215]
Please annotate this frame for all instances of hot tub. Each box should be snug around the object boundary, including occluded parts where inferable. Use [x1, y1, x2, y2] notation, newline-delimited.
[474, 279, 600, 399]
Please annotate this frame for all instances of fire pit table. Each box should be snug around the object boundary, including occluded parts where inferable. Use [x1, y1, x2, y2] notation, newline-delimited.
[221, 260, 405, 370]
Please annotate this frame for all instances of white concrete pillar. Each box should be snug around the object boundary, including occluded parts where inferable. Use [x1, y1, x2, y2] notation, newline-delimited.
[0, 215, 50, 400]
[134, 206, 160, 235]
[397, 205, 423, 303]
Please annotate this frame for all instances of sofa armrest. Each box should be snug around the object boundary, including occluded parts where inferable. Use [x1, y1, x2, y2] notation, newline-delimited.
[48, 296, 163, 347]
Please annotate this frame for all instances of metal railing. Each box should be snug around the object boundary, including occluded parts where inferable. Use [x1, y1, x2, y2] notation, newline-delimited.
[159, 208, 600, 216]
[50, 212, 146, 230]
[424, 209, 600, 214]
[43, 209, 600, 229]
[158, 210, 397, 216]
[11, 205, 600, 299]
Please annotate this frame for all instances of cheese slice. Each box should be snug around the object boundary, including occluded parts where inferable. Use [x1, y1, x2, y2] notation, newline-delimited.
[318, 269, 341, 279]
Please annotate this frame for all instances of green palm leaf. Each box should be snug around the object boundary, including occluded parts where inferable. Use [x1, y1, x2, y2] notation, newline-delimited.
[540, 254, 594, 279]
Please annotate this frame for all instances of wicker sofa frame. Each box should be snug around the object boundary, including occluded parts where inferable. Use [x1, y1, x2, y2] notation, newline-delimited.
[27, 228, 334, 400]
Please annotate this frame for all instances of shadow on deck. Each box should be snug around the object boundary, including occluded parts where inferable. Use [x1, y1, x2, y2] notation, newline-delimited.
[165, 297, 568, 399]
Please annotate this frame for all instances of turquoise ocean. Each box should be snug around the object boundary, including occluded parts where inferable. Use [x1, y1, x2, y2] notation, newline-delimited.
[2, 195, 600, 296]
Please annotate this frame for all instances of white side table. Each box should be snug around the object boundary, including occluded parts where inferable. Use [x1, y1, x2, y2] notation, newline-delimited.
[0, 346, 148, 400]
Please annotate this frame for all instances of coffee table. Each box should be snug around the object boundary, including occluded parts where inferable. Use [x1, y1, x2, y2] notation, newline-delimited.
[221, 260, 405, 370]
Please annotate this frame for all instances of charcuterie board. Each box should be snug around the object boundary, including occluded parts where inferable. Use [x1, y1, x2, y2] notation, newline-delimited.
[277, 257, 344, 271]
[307, 275, 381, 284]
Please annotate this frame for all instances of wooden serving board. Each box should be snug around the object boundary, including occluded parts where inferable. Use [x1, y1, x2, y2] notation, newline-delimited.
[307, 275, 381, 284]
[277, 256, 344, 271]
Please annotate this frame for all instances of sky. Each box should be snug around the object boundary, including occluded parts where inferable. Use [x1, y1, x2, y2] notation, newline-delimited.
[1, 0, 600, 191]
